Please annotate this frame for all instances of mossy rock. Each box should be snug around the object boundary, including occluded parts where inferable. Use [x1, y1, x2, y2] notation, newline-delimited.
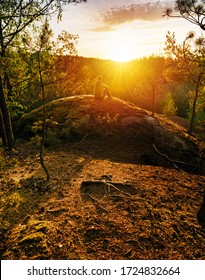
[17, 95, 148, 138]
[17, 95, 204, 174]
[3, 219, 54, 260]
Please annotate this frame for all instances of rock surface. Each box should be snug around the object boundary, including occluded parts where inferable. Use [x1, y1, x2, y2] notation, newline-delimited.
[18, 95, 204, 174]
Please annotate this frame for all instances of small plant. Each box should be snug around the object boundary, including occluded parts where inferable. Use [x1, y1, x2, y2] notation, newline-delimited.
[70, 114, 90, 134]
[96, 113, 119, 125]
[0, 154, 5, 171]
[0, 150, 19, 171]
[58, 127, 71, 142]
[45, 128, 62, 147]
[0, 190, 24, 230]
[31, 118, 58, 134]
[95, 113, 120, 135]
[29, 135, 42, 149]
[31, 120, 44, 134]
[31, 118, 61, 147]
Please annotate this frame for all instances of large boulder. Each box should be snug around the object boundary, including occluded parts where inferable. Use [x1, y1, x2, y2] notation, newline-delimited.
[17, 95, 204, 173]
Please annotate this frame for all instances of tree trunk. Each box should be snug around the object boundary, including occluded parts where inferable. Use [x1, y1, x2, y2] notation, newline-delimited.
[151, 85, 156, 117]
[38, 54, 50, 182]
[189, 74, 202, 134]
[0, 19, 15, 149]
[0, 75, 15, 149]
[0, 108, 7, 146]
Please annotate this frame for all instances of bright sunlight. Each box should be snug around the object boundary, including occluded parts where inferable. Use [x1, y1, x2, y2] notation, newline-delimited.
[107, 43, 137, 62]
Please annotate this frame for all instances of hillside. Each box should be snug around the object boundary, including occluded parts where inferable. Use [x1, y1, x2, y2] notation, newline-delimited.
[1, 95, 205, 260]
[18, 95, 204, 173]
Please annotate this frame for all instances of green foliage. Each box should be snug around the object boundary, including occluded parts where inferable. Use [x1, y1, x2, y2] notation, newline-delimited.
[0, 2, 80, 147]
[187, 90, 205, 127]
[72, 65, 94, 95]
[30, 118, 60, 147]
[29, 114, 91, 146]
[2, 192, 24, 210]
[4, 51, 204, 136]
[31, 121, 44, 134]
[96, 113, 119, 125]
[0, 190, 24, 230]
[0, 151, 19, 171]
[163, 93, 177, 116]
[56, 126, 71, 144]
[95, 113, 120, 135]
[8, 101, 26, 120]
[0, 154, 5, 171]
[1, 25, 204, 136]
[42, 115, 90, 145]
[0, 0, 86, 150]
[70, 114, 90, 133]
[164, 31, 205, 132]
[170, 83, 191, 118]
[29, 135, 42, 149]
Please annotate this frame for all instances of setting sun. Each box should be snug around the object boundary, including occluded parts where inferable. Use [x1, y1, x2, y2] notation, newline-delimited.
[107, 43, 137, 62]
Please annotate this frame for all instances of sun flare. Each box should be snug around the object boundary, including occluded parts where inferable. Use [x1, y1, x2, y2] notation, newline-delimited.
[108, 45, 136, 62]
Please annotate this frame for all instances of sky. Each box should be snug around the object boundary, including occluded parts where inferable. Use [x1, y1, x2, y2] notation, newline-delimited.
[50, 0, 202, 62]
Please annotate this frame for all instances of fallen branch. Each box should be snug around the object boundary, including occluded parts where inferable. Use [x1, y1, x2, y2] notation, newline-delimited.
[82, 180, 133, 188]
[107, 182, 133, 196]
[87, 194, 109, 213]
[80, 133, 89, 143]
[153, 144, 196, 171]
[81, 180, 137, 196]
[82, 180, 131, 185]
[88, 193, 107, 203]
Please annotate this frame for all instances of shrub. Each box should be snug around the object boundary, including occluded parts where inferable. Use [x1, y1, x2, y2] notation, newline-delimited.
[163, 93, 177, 116]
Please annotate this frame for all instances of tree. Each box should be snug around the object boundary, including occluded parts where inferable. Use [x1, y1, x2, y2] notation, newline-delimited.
[163, 0, 205, 133]
[36, 22, 52, 182]
[164, 31, 205, 133]
[20, 19, 79, 181]
[139, 56, 165, 117]
[163, 0, 205, 30]
[0, 0, 86, 149]
[72, 65, 94, 95]
[163, 92, 177, 116]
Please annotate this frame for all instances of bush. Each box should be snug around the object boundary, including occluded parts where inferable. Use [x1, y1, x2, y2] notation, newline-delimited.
[163, 93, 177, 116]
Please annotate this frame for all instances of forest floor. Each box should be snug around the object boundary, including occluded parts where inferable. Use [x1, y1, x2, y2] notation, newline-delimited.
[1, 96, 205, 260]
[1, 136, 205, 260]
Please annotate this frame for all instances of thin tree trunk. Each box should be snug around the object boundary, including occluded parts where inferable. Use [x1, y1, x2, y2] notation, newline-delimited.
[151, 85, 155, 117]
[0, 19, 15, 149]
[189, 74, 202, 134]
[0, 75, 15, 149]
[0, 108, 7, 146]
[4, 72, 12, 97]
[38, 55, 50, 182]
[39, 99, 50, 182]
